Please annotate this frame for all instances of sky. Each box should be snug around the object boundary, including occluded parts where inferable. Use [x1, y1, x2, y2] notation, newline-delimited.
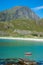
[0, 0, 43, 18]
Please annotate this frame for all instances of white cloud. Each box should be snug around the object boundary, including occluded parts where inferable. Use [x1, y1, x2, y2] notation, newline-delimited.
[32, 6, 43, 10]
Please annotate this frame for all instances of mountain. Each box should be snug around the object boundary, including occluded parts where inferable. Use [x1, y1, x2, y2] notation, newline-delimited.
[0, 6, 40, 21]
[0, 6, 43, 37]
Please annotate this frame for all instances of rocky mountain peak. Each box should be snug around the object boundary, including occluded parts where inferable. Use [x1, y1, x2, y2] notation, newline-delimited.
[0, 6, 40, 21]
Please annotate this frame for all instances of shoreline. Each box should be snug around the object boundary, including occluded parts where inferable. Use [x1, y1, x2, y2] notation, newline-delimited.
[0, 37, 43, 42]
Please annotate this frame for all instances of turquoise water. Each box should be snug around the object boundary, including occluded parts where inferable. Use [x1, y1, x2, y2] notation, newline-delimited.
[0, 39, 43, 61]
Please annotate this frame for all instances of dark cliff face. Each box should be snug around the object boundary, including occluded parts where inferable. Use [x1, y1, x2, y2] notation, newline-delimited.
[0, 6, 40, 21]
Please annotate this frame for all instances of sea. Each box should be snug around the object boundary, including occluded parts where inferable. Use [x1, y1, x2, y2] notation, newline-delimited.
[0, 39, 43, 62]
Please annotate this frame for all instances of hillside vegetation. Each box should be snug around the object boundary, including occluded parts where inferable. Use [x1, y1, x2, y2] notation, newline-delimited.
[0, 19, 43, 38]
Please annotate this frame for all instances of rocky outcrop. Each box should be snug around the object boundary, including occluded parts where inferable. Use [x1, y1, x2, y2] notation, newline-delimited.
[0, 6, 40, 21]
[14, 29, 32, 35]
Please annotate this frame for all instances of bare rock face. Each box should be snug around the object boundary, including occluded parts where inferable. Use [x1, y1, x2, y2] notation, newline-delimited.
[0, 6, 40, 21]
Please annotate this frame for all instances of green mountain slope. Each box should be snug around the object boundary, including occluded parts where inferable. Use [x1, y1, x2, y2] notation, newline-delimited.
[0, 19, 43, 37]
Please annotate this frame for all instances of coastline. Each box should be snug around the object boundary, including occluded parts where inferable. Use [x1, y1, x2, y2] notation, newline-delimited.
[0, 37, 43, 42]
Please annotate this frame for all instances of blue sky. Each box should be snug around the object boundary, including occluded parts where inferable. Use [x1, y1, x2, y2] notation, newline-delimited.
[0, 0, 43, 18]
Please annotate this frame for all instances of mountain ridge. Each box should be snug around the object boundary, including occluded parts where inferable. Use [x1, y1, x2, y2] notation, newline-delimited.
[0, 6, 40, 21]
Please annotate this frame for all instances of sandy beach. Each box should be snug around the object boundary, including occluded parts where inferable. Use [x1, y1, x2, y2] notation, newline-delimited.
[0, 37, 43, 42]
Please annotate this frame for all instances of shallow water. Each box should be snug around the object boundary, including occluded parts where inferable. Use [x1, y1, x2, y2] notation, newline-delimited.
[0, 39, 43, 61]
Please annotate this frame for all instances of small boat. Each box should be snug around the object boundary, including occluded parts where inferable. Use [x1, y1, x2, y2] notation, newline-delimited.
[25, 52, 32, 56]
